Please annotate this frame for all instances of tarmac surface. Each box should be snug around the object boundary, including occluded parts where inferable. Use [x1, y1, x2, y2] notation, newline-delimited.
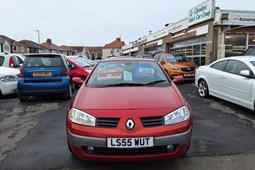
[0, 83, 255, 170]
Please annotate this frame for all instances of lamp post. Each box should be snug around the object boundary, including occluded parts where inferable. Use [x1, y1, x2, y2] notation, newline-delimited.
[35, 30, 40, 53]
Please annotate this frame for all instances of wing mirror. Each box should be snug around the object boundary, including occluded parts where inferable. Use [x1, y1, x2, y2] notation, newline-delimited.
[172, 75, 184, 84]
[72, 77, 84, 86]
[240, 70, 251, 77]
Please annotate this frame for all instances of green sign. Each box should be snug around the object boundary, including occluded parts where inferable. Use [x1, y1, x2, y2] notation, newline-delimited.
[188, 0, 215, 26]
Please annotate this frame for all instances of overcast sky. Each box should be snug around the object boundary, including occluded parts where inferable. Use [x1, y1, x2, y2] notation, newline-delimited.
[1, 0, 255, 46]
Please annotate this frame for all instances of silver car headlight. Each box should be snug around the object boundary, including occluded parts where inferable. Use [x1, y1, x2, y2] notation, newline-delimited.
[0, 75, 19, 82]
[164, 106, 190, 125]
[170, 66, 179, 70]
[68, 108, 96, 126]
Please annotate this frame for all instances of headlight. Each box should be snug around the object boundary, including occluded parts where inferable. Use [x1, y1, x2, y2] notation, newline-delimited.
[170, 66, 179, 70]
[164, 106, 190, 125]
[68, 108, 96, 126]
[0, 75, 19, 82]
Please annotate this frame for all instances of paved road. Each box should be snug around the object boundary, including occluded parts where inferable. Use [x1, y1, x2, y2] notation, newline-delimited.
[0, 83, 255, 170]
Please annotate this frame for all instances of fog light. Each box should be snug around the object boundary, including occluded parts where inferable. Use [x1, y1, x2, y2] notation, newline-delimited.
[166, 145, 174, 151]
[87, 146, 94, 154]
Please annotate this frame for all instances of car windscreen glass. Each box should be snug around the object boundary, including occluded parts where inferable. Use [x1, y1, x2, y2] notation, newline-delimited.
[23, 55, 64, 68]
[69, 57, 91, 67]
[210, 60, 228, 71]
[86, 61, 170, 88]
[166, 55, 177, 63]
[0, 56, 4, 66]
[143, 55, 154, 59]
[251, 61, 255, 67]
[174, 55, 189, 62]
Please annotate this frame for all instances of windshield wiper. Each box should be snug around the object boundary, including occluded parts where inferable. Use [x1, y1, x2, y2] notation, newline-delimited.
[144, 80, 167, 86]
[98, 82, 144, 88]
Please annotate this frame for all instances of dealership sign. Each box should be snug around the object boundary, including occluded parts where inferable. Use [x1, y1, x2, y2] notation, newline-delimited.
[232, 16, 255, 25]
[188, 0, 215, 26]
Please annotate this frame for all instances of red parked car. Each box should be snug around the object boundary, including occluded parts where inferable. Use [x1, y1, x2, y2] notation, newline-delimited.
[67, 56, 94, 88]
[66, 58, 192, 162]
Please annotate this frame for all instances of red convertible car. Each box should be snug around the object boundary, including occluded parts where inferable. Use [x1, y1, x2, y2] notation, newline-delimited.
[66, 58, 192, 161]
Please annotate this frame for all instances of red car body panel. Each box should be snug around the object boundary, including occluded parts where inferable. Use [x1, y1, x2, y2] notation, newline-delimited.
[66, 59, 192, 162]
[67, 59, 93, 78]
[75, 87, 182, 110]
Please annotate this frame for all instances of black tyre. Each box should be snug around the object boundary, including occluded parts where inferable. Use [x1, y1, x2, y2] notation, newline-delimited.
[18, 93, 29, 102]
[63, 84, 73, 100]
[198, 79, 209, 98]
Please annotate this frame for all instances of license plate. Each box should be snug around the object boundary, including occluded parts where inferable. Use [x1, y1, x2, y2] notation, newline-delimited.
[107, 137, 153, 148]
[184, 73, 194, 77]
[33, 72, 51, 76]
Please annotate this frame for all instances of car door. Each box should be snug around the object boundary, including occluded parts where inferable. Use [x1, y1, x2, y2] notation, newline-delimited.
[218, 60, 253, 108]
[207, 60, 228, 95]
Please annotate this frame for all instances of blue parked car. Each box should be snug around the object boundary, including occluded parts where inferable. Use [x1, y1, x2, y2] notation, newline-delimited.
[18, 54, 73, 102]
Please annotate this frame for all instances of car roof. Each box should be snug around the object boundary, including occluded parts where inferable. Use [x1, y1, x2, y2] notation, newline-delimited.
[219, 56, 255, 62]
[24, 53, 64, 57]
[66, 56, 79, 59]
[99, 58, 156, 63]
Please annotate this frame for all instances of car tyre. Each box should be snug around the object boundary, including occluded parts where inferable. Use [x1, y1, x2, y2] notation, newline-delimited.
[64, 84, 73, 100]
[18, 93, 29, 102]
[198, 79, 209, 98]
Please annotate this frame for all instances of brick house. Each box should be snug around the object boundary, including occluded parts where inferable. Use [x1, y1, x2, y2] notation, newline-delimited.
[41, 39, 61, 53]
[102, 38, 125, 58]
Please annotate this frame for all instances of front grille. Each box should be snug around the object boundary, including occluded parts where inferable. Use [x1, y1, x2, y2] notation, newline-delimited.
[83, 146, 176, 155]
[141, 117, 164, 128]
[180, 67, 195, 72]
[96, 118, 119, 128]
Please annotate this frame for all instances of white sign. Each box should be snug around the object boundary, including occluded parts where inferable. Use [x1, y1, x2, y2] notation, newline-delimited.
[232, 15, 255, 25]
[188, 0, 215, 26]
[168, 19, 188, 34]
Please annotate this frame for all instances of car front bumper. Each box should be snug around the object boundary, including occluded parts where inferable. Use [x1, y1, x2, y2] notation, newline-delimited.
[67, 126, 192, 161]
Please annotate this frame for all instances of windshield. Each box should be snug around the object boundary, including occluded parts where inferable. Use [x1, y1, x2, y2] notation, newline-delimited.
[23, 55, 64, 68]
[249, 61, 255, 67]
[166, 55, 189, 63]
[69, 57, 92, 67]
[86, 61, 170, 88]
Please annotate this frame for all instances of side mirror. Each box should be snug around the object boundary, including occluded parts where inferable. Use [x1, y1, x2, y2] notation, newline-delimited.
[240, 70, 251, 77]
[72, 77, 84, 86]
[172, 75, 184, 84]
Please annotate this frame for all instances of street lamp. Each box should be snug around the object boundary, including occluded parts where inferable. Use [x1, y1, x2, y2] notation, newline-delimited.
[35, 30, 41, 53]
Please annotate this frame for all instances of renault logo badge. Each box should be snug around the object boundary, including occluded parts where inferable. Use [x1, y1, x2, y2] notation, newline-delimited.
[126, 119, 135, 131]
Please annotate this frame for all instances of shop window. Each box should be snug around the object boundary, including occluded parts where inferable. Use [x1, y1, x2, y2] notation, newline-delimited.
[201, 44, 206, 55]
[192, 57, 200, 66]
[248, 34, 255, 46]
[186, 46, 193, 56]
[201, 57, 205, 65]
[193, 45, 200, 55]
[180, 47, 185, 55]
[175, 48, 180, 53]
[225, 34, 246, 57]
[170, 48, 175, 54]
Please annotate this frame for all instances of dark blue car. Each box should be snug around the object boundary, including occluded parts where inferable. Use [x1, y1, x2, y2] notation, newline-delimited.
[18, 54, 73, 102]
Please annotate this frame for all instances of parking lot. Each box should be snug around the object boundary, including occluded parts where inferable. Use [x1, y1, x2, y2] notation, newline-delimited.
[0, 82, 255, 170]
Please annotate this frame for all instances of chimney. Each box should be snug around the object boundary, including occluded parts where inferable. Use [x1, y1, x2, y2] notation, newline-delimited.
[116, 38, 121, 41]
[47, 39, 52, 44]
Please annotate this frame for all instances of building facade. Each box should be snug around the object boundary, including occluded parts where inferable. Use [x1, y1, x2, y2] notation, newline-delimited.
[122, 0, 255, 66]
